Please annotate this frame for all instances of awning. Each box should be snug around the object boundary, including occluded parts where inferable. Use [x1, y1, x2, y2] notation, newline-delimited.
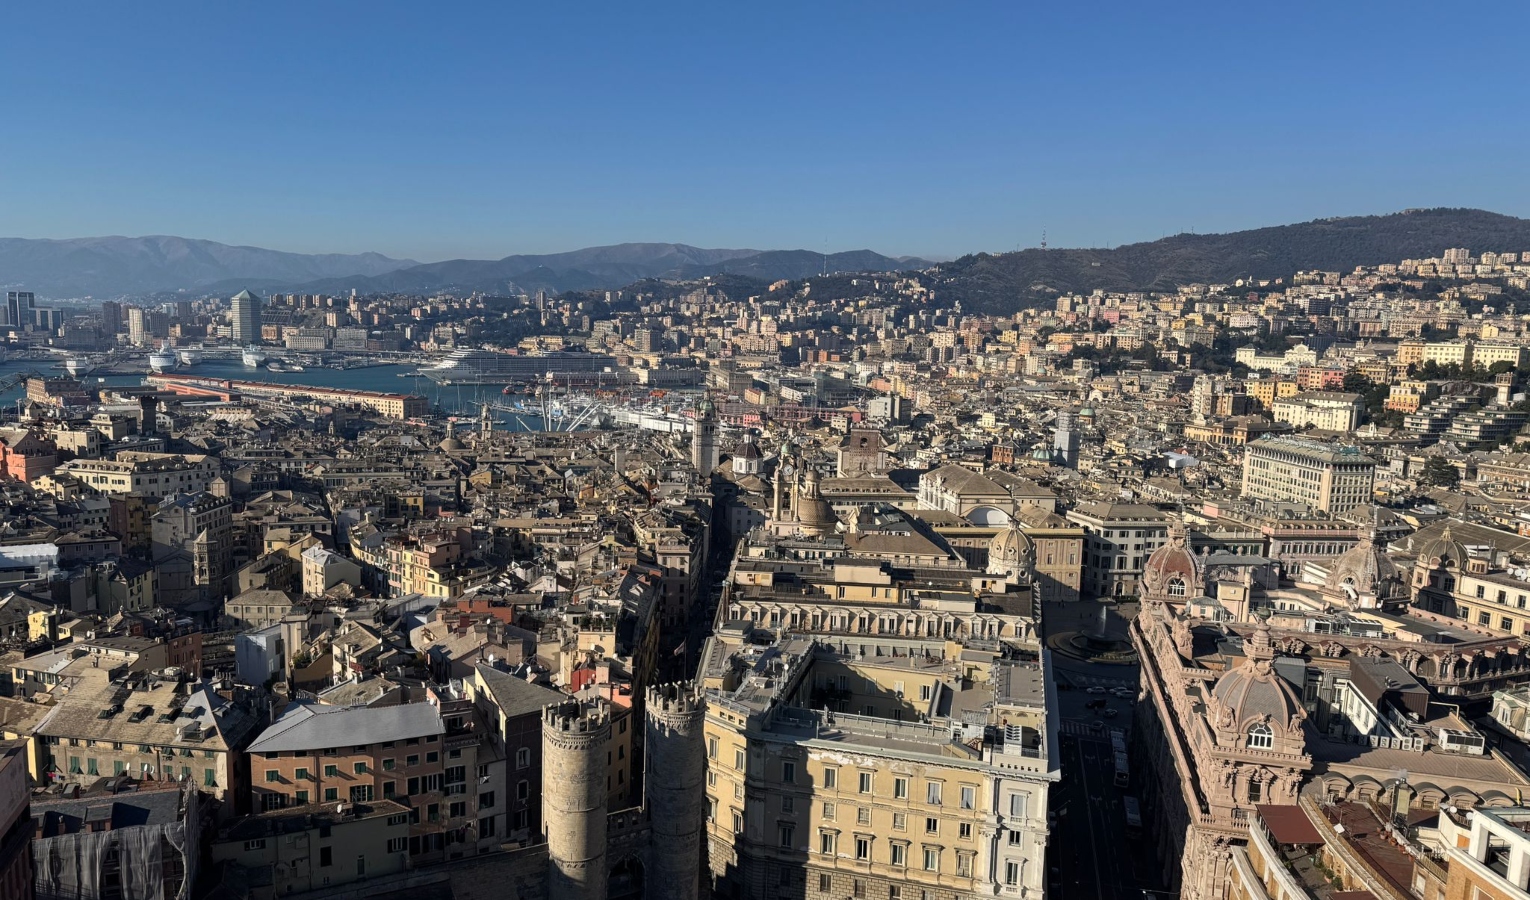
[1255, 804, 1323, 844]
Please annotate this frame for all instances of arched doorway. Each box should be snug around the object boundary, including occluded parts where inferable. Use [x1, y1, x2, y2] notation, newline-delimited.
[610, 855, 645, 899]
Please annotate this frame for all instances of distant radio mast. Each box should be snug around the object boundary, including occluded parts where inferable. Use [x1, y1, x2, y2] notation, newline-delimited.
[1040, 228, 1047, 251]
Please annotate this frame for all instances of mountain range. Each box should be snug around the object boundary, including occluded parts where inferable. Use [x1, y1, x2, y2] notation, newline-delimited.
[928, 208, 1530, 312]
[0, 235, 419, 298]
[203, 245, 935, 298]
[5, 208, 1530, 303]
[0, 236, 932, 298]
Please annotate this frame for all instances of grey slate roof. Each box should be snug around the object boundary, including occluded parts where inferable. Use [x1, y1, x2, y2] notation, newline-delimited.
[247, 700, 443, 753]
[475, 663, 565, 719]
[34, 784, 187, 834]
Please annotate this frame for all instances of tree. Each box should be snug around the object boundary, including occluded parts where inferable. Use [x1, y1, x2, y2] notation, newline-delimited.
[1418, 455, 1459, 487]
[1342, 371, 1374, 394]
[1253, 331, 1287, 353]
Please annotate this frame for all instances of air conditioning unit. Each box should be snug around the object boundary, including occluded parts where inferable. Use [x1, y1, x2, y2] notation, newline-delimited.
[1438, 728, 1486, 756]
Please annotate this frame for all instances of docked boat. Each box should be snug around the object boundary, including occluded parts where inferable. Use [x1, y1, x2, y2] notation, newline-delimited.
[242, 347, 268, 367]
[423, 349, 613, 385]
[176, 348, 202, 367]
[148, 347, 178, 373]
[64, 358, 90, 377]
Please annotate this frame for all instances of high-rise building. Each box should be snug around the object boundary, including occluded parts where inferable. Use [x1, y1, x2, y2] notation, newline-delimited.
[4, 291, 33, 330]
[32, 307, 61, 332]
[1052, 409, 1080, 468]
[1190, 374, 1216, 417]
[100, 300, 123, 334]
[231, 288, 263, 344]
[634, 326, 663, 353]
[127, 306, 149, 346]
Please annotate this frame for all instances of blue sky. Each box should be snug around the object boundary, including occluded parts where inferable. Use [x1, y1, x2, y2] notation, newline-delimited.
[1, 2, 1526, 262]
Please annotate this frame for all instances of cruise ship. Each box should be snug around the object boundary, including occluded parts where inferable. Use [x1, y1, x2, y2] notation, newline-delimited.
[148, 346, 178, 373]
[242, 347, 268, 367]
[422, 349, 614, 385]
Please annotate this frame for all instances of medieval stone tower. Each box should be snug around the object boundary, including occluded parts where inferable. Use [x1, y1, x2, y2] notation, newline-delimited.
[644, 684, 706, 900]
[691, 399, 718, 477]
[543, 699, 612, 900]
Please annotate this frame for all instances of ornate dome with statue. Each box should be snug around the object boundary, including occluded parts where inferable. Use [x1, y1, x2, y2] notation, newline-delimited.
[1208, 620, 1307, 756]
[1322, 530, 1403, 608]
[1141, 523, 1203, 601]
[1415, 526, 1469, 572]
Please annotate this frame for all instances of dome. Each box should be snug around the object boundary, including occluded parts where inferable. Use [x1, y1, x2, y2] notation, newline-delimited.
[988, 524, 1035, 577]
[798, 497, 836, 528]
[1210, 619, 1306, 741]
[1417, 526, 1468, 570]
[736, 440, 762, 460]
[1324, 533, 1400, 601]
[796, 470, 837, 532]
[439, 437, 465, 452]
[1141, 523, 1202, 600]
[1211, 662, 1304, 730]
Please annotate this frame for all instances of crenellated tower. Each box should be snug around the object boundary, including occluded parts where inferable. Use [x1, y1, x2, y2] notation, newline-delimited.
[645, 683, 706, 900]
[543, 699, 613, 900]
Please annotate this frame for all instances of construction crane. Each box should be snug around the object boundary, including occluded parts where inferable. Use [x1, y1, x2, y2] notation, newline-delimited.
[0, 371, 36, 393]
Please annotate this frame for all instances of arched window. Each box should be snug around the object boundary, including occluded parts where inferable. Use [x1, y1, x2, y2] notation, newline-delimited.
[1247, 723, 1273, 750]
[1167, 578, 1186, 597]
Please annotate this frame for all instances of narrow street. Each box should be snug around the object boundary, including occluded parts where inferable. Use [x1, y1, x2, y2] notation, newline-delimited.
[1043, 599, 1172, 900]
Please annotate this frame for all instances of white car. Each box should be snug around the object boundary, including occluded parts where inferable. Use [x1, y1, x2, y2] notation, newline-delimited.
[1086, 686, 1107, 695]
